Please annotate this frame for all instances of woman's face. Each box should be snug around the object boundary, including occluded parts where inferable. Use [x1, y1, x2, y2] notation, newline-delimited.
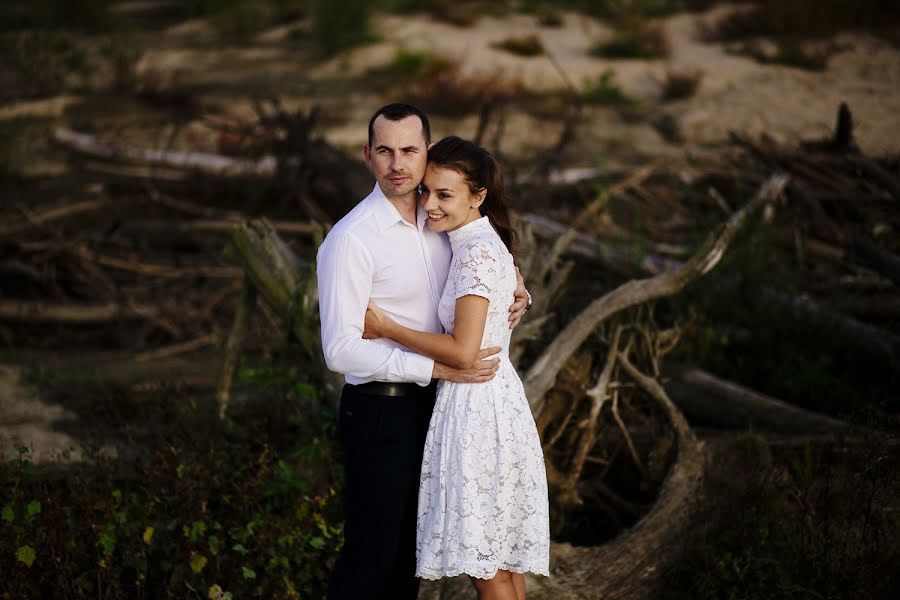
[420, 164, 485, 233]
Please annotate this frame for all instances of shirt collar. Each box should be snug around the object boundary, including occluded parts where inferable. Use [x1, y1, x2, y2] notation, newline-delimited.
[369, 183, 424, 232]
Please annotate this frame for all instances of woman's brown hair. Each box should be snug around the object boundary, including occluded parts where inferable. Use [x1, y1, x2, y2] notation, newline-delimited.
[427, 136, 518, 255]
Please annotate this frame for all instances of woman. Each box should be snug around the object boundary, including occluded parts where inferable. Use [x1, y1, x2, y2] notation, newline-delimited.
[363, 136, 550, 600]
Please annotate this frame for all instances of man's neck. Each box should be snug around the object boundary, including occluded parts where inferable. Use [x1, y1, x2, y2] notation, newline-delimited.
[384, 191, 418, 225]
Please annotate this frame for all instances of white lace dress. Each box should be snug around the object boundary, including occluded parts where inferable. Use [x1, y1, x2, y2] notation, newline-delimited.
[416, 216, 550, 580]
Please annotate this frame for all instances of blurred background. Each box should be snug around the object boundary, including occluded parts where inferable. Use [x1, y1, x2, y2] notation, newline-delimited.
[1, 1, 899, 598]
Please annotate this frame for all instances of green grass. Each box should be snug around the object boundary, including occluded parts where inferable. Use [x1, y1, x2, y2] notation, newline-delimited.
[581, 68, 636, 105]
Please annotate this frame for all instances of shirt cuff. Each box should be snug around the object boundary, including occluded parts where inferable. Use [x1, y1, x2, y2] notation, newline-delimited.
[405, 352, 436, 386]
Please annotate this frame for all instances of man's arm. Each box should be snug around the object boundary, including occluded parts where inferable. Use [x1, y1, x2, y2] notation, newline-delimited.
[508, 266, 530, 329]
[317, 231, 434, 384]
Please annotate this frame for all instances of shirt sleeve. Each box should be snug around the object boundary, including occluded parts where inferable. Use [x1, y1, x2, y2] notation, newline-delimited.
[317, 230, 435, 385]
[454, 241, 497, 301]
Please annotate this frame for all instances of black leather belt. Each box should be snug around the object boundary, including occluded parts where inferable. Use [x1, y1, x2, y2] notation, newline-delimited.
[351, 380, 437, 397]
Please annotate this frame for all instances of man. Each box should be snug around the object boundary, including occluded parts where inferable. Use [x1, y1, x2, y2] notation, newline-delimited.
[317, 103, 530, 600]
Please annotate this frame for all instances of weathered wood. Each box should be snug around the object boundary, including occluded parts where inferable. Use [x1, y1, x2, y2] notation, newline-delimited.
[117, 218, 317, 237]
[52, 128, 372, 221]
[0, 300, 161, 322]
[850, 236, 900, 287]
[662, 363, 854, 433]
[524, 174, 790, 414]
[217, 279, 256, 419]
[226, 218, 343, 401]
[1, 199, 106, 237]
[53, 128, 285, 177]
[759, 287, 900, 372]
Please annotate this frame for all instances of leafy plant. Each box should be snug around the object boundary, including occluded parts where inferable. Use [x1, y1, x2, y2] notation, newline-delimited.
[581, 68, 636, 105]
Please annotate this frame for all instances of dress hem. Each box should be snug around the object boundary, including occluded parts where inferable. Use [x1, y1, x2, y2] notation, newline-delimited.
[416, 564, 550, 581]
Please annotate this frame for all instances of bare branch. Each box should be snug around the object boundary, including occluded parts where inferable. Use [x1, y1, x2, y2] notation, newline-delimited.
[525, 174, 790, 413]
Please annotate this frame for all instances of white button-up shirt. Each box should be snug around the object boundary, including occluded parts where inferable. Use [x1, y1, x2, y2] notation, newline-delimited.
[317, 184, 452, 385]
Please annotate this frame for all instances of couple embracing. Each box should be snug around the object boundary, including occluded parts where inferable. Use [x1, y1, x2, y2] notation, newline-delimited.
[317, 103, 550, 600]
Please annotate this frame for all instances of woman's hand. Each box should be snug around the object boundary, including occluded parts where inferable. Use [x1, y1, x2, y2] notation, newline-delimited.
[363, 300, 393, 340]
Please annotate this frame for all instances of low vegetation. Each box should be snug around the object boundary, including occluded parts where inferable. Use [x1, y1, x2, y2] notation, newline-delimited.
[702, 0, 900, 41]
[0, 362, 343, 599]
[590, 16, 671, 59]
[493, 33, 545, 57]
[581, 68, 635, 105]
[371, 48, 517, 116]
[670, 434, 900, 600]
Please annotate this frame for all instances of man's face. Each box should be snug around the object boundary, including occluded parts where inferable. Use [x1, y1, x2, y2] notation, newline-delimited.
[364, 115, 428, 201]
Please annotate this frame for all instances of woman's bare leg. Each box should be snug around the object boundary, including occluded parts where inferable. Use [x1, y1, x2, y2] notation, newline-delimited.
[470, 569, 518, 600]
[511, 572, 525, 600]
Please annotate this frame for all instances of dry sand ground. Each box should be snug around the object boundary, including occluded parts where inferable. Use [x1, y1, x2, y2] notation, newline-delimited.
[2, 4, 899, 461]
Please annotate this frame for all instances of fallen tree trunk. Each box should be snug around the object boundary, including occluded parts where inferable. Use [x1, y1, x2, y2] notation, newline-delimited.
[52, 128, 372, 221]
[0, 300, 162, 322]
[223, 218, 343, 406]
[759, 287, 900, 373]
[117, 218, 317, 237]
[53, 128, 284, 177]
[524, 174, 790, 414]
[850, 236, 900, 287]
[662, 363, 853, 434]
[1, 199, 107, 237]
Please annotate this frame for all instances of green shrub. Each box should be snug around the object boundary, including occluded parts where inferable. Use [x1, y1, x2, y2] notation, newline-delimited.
[581, 68, 636, 105]
[372, 48, 455, 81]
[311, 0, 373, 55]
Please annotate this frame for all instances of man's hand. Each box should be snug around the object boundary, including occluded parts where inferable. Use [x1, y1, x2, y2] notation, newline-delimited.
[508, 266, 529, 330]
[432, 346, 501, 383]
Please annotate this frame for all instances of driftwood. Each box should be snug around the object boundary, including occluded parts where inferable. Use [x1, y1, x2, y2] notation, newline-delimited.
[850, 236, 900, 286]
[53, 128, 286, 177]
[523, 213, 684, 274]
[52, 127, 372, 221]
[662, 363, 853, 433]
[1, 199, 106, 237]
[117, 218, 317, 237]
[217, 279, 256, 418]
[524, 174, 790, 414]
[0, 300, 165, 322]
[217, 218, 342, 415]
[759, 287, 900, 372]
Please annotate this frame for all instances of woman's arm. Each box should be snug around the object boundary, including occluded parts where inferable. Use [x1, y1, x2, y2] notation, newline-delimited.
[364, 296, 489, 369]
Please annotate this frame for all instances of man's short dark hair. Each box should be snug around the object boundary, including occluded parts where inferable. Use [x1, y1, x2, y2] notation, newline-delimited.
[367, 103, 431, 147]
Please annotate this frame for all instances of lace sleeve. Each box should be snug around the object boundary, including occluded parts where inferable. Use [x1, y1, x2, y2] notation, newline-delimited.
[454, 241, 497, 301]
